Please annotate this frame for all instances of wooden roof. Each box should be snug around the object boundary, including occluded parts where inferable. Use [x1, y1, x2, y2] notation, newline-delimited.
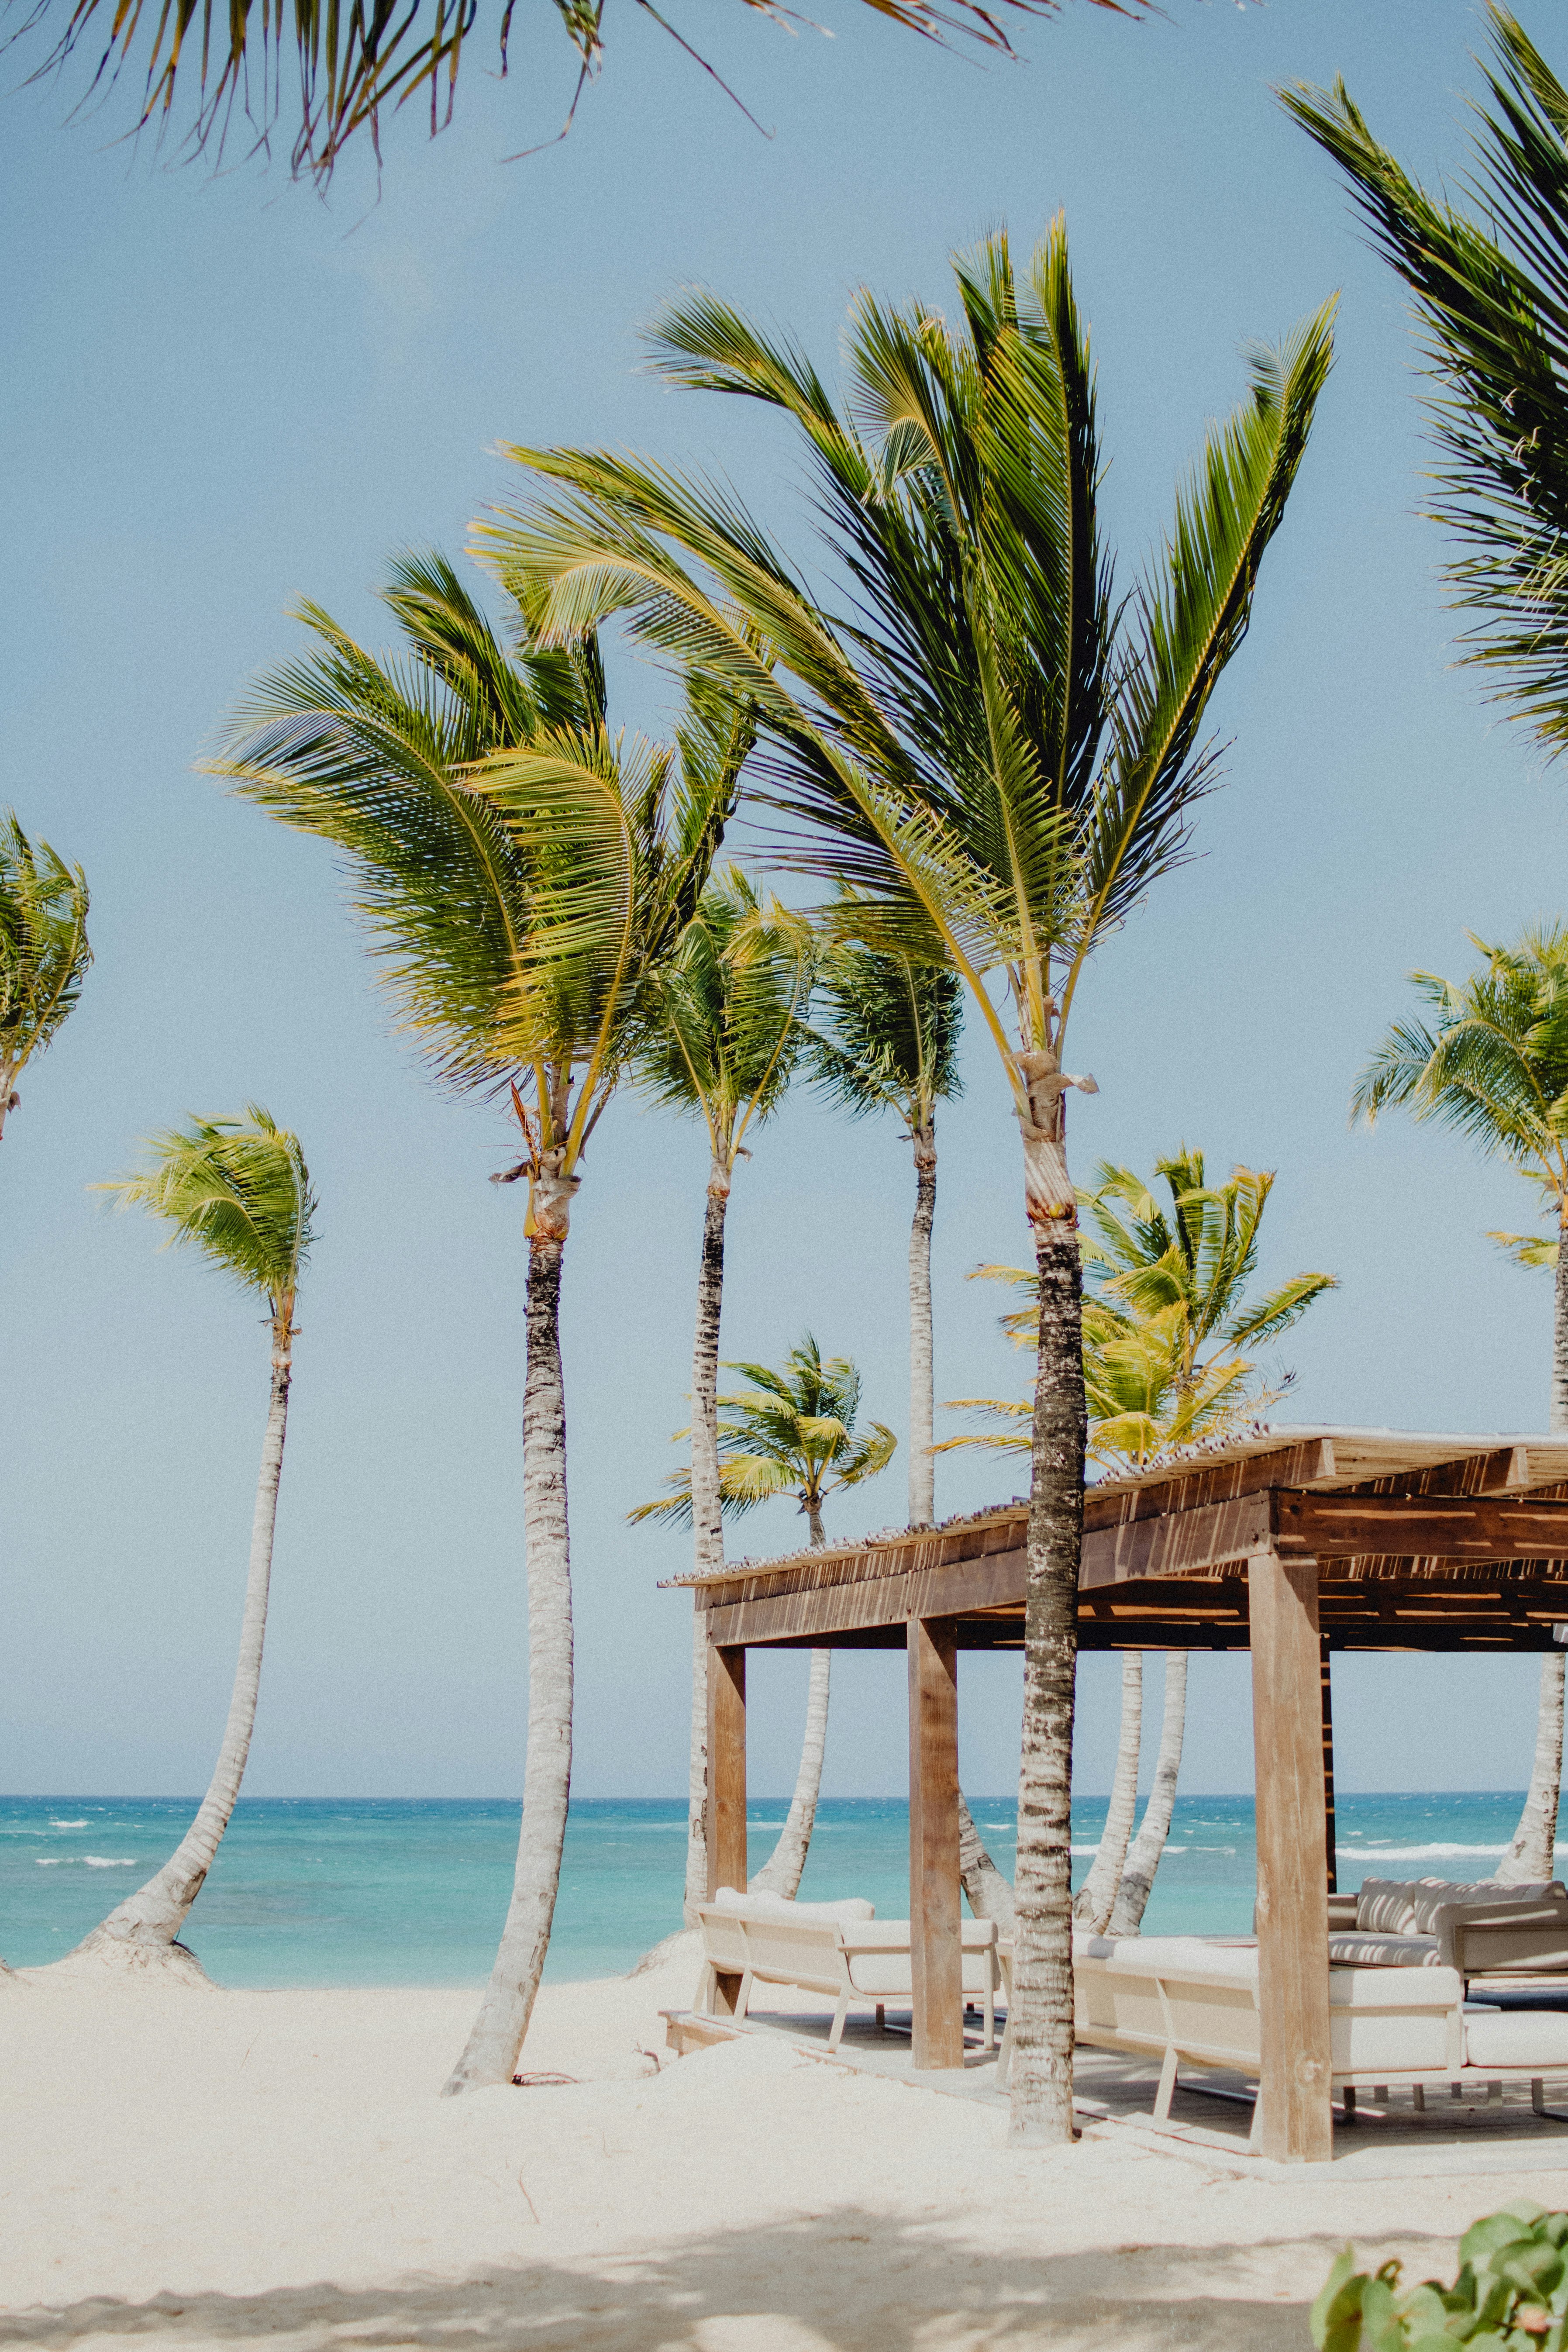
[669, 1425, 1568, 1655]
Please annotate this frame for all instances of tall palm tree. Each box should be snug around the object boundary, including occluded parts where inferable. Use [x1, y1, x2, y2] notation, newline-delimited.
[70, 1110, 314, 1967]
[1355, 928, 1568, 1883]
[204, 551, 747, 2089]
[635, 868, 814, 1918]
[804, 898, 963, 1531]
[944, 1148, 1334, 1933]
[1285, 8, 1568, 761]
[21, 0, 1151, 187]
[476, 227, 1333, 2135]
[633, 1334, 896, 1895]
[0, 812, 91, 1149]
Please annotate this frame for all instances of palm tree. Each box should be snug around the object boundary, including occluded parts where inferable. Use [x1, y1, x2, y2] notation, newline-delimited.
[635, 868, 814, 1918]
[204, 551, 747, 2090]
[70, 1110, 314, 1968]
[1355, 928, 1568, 1882]
[1285, 7, 1568, 761]
[20, 0, 1152, 188]
[633, 1334, 896, 1895]
[943, 1148, 1335, 1933]
[476, 224, 1334, 2137]
[804, 900, 963, 1531]
[0, 812, 91, 1148]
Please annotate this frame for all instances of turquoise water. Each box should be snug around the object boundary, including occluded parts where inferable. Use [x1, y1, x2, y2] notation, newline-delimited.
[0, 1790, 1552, 1986]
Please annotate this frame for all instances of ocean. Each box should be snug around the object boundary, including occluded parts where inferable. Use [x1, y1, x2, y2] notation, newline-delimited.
[0, 1790, 1554, 1986]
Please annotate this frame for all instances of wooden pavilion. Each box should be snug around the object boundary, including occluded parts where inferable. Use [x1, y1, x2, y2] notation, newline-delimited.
[671, 1424, 1568, 2162]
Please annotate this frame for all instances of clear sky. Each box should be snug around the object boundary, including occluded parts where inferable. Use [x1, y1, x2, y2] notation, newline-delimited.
[2, 0, 1562, 1807]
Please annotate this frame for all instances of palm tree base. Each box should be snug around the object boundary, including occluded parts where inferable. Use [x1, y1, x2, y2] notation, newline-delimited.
[45, 1929, 215, 1988]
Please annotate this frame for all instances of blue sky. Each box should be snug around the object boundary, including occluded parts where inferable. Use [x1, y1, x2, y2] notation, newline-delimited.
[2, 0, 1563, 1806]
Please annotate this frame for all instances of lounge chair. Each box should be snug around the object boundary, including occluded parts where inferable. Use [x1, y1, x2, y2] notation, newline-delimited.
[995, 1934, 1568, 2140]
[694, 1889, 1001, 2053]
[1326, 1878, 1568, 1985]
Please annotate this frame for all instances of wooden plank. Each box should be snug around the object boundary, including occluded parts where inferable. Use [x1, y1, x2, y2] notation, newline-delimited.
[706, 1644, 748, 2014]
[908, 1617, 965, 2070]
[1275, 1490, 1568, 1562]
[1082, 1491, 1272, 1588]
[704, 1551, 1028, 1648]
[1249, 1554, 1333, 2164]
[1082, 1438, 1337, 1534]
[1320, 1635, 1337, 1895]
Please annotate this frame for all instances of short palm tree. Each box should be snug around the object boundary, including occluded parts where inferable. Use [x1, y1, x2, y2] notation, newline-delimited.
[476, 224, 1334, 2139]
[1285, 8, 1568, 759]
[633, 1335, 896, 1895]
[72, 1110, 313, 1967]
[943, 1148, 1334, 1934]
[205, 551, 747, 2090]
[0, 812, 91, 1148]
[804, 897, 963, 1530]
[634, 867, 814, 1917]
[1355, 927, 1568, 1881]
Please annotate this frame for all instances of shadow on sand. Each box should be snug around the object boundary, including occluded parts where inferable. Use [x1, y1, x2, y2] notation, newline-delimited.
[0, 2212, 1443, 2351]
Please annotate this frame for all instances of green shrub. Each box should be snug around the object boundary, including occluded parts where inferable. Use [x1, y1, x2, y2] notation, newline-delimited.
[1313, 2205, 1568, 2352]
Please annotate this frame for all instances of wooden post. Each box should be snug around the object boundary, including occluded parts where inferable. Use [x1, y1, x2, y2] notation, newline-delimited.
[1320, 1634, 1337, 1896]
[908, 1615, 964, 2070]
[707, 1642, 747, 2015]
[1249, 1552, 1333, 2163]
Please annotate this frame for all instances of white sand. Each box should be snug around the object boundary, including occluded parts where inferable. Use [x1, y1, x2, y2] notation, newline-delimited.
[6, 1942, 1568, 2351]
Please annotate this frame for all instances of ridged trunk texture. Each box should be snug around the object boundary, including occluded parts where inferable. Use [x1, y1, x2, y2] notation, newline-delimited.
[1500, 1246, 1568, 1882]
[1109, 1652, 1188, 1935]
[908, 1124, 937, 1530]
[1499, 1652, 1565, 1884]
[685, 1171, 731, 1921]
[1073, 1653, 1142, 1931]
[444, 1237, 573, 2094]
[1009, 1215, 1085, 2143]
[75, 1349, 291, 1955]
[0, 1058, 17, 1144]
[958, 1793, 1015, 1934]
[751, 1498, 831, 1898]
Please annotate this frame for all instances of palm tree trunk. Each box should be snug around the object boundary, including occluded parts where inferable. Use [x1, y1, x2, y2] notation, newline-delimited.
[1009, 1194, 1086, 2145]
[0, 1057, 18, 1143]
[685, 1166, 731, 1921]
[1499, 1652, 1565, 1883]
[444, 1235, 573, 2093]
[1073, 1653, 1142, 1931]
[75, 1346, 292, 1955]
[958, 1793, 1015, 1933]
[1108, 1652, 1187, 1934]
[1500, 1238, 1568, 1882]
[751, 1495, 831, 1899]
[909, 1120, 937, 1530]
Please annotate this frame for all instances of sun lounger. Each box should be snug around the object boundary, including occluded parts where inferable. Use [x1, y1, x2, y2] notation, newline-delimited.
[994, 1933, 1568, 2140]
[695, 1891, 1001, 2052]
[1325, 1878, 1568, 1985]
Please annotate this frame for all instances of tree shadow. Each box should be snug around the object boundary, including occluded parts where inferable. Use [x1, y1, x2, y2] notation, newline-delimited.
[0, 2214, 1449, 2350]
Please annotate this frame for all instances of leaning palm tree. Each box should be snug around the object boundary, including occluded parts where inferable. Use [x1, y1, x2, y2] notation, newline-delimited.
[636, 868, 814, 1918]
[804, 897, 963, 1531]
[944, 1148, 1334, 1934]
[1355, 928, 1568, 1882]
[205, 551, 747, 2089]
[0, 812, 91, 1148]
[69, 1110, 313, 1969]
[476, 234, 1334, 2134]
[1285, 8, 1568, 763]
[633, 1334, 896, 1895]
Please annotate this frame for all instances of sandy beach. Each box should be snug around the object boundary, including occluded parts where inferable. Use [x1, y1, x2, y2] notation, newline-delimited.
[7, 1942, 1567, 2352]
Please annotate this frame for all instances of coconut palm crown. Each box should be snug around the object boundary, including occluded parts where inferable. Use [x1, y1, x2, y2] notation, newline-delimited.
[0, 812, 91, 1144]
[631, 1333, 897, 1547]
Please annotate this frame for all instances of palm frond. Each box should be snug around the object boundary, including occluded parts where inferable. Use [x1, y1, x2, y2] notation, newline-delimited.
[0, 811, 92, 1079]
[96, 1106, 314, 1307]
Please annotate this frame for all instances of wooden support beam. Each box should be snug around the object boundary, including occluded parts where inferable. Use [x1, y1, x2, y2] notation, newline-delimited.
[1250, 1553, 1333, 2163]
[1320, 1635, 1337, 1895]
[908, 1616, 965, 2070]
[1275, 1490, 1568, 1562]
[706, 1644, 747, 2014]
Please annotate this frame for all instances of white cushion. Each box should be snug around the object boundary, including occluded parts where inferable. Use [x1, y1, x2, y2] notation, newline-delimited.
[1329, 1931, 1442, 1968]
[710, 1886, 875, 1922]
[844, 1950, 997, 1996]
[1328, 1962, 1463, 2007]
[1464, 2006, 1568, 2068]
[1096, 1936, 1259, 1983]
